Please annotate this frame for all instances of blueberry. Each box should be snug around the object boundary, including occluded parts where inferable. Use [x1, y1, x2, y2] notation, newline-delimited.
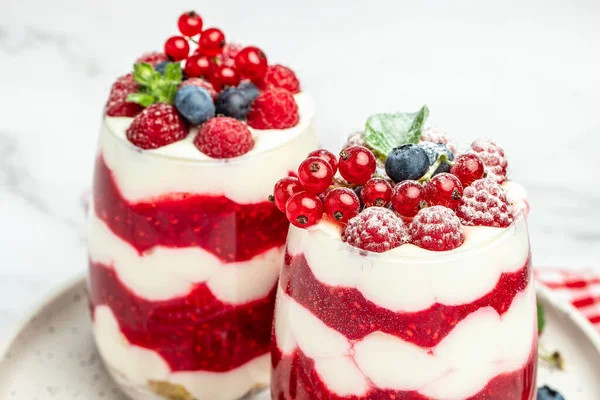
[237, 81, 260, 102]
[155, 61, 169, 75]
[419, 142, 454, 175]
[174, 86, 215, 125]
[537, 386, 565, 400]
[215, 87, 253, 120]
[385, 144, 430, 183]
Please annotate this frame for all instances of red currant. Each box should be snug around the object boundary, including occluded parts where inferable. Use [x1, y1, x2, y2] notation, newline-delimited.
[184, 54, 213, 78]
[323, 188, 360, 224]
[308, 149, 338, 174]
[425, 173, 464, 210]
[338, 146, 376, 185]
[271, 177, 303, 212]
[450, 153, 485, 187]
[235, 46, 268, 80]
[286, 192, 323, 228]
[211, 65, 240, 90]
[198, 28, 226, 56]
[361, 178, 393, 207]
[164, 36, 190, 61]
[391, 181, 427, 218]
[298, 157, 333, 194]
[177, 11, 203, 37]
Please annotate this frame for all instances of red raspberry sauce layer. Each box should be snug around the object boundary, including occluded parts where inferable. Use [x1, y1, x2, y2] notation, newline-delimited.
[271, 345, 537, 400]
[281, 252, 531, 347]
[93, 155, 288, 262]
[89, 262, 275, 372]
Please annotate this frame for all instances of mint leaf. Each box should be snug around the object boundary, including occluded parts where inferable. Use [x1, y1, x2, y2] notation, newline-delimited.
[537, 301, 546, 335]
[364, 105, 430, 159]
[164, 63, 183, 84]
[132, 63, 156, 85]
[127, 93, 155, 107]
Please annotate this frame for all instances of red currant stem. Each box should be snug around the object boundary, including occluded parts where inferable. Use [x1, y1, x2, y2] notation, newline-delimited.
[332, 178, 358, 188]
[538, 344, 565, 370]
[185, 35, 199, 44]
[418, 153, 453, 184]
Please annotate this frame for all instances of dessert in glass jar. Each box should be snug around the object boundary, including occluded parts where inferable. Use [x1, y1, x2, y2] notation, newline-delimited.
[270, 106, 536, 400]
[87, 10, 317, 400]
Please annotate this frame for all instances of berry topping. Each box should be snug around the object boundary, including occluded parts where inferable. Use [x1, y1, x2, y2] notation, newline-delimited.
[272, 177, 304, 212]
[323, 188, 360, 224]
[342, 207, 408, 253]
[215, 87, 253, 120]
[470, 139, 508, 183]
[135, 52, 168, 66]
[419, 142, 454, 175]
[211, 64, 241, 91]
[105, 74, 143, 117]
[154, 61, 169, 75]
[184, 54, 213, 78]
[258, 64, 300, 93]
[179, 77, 217, 99]
[385, 144, 430, 183]
[126, 103, 189, 149]
[410, 206, 465, 251]
[456, 178, 514, 228]
[391, 180, 427, 218]
[361, 178, 393, 207]
[194, 116, 254, 159]
[425, 173, 464, 210]
[345, 131, 367, 148]
[297, 157, 334, 194]
[198, 28, 226, 56]
[537, 386, 565, 400]
[174, 85, 215, 125]
[286, 192, 323, 228]
[450, 153, 485, 187]
[338, 146, 377, 185]
[420, 127, 457, 153]
[237, 81, 260, 102]
[235, 46, 268, 80]
[308, 149, 338, 175]
[177, 11, 203, 37]
[222, 43, 242, 66]
[246, 88, 299, 130]
[164, 36, 190, 61]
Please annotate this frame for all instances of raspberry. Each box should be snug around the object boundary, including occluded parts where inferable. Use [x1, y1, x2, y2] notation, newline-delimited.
[222, 43, 242, 66]
[246, 88, 299, 130]
[194, 116, 254, 158]
[342, 207, 409, 253]
[470, 139, 508, 184]
[126, 103, 189, 149]
[410, 206, 465, 251]
[456, 179, 514, 227]
[179, 77, 217, 99]
[420, 127, 457, 154]
[257, 65, 301, 94]
[135, 51, 168, 66]
[105, 74, 143, 117]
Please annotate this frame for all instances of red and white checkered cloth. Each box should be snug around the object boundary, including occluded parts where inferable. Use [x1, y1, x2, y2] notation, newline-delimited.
[535, 268, 600, 331]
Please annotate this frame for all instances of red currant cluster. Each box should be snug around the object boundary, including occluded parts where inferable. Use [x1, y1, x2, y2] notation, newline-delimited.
[164, 11, 268, 91]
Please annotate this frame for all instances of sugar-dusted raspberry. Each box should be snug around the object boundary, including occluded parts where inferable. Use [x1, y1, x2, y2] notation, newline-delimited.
[456, 178, 514, 227]
[257, 64, 301, 94]
[410, 206, 464, 251]
[179, 77, 217, 99]
[105, 74, 142, 117]
[135, 51, 168, 66]
[246, 88, 299, 129]
[342, 207, 409, 253]
[420, 127, 457, 153]
[126, 103, 189, 149]
[221, 42, 242, 66]
[470, 139, 508, 184]
[194, 116, 254, 158]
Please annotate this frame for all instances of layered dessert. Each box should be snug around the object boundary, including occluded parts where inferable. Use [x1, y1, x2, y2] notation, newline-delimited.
[87, 11, 316, 400]
[270, 107, 536, 399]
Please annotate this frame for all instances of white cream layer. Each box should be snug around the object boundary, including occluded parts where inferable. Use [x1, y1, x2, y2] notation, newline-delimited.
[286, 213, 530, 313]
[88, 211, 281, 303]
[100, 94, 317, 204]
[94, 306, 269, 400]
[274, 283, 536, 399]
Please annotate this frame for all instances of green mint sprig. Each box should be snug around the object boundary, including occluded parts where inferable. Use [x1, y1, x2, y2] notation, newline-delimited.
[127, 62, 183, 107]
[364, 105, 429, 161]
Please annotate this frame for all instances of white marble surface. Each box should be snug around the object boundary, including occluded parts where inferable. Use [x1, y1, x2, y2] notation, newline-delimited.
[0, 0, 599, 346]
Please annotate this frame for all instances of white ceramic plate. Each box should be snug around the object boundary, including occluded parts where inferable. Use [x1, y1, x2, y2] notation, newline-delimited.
[0, 276, 598, 400]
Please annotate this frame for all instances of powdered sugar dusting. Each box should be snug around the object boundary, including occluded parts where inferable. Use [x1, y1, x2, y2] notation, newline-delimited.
[456, 179, 514, 227]
[410, 206, 465, 251]
[420, 126, 458, 154]
[470, 139, 508, 184]
[342, 207, 408, 253]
